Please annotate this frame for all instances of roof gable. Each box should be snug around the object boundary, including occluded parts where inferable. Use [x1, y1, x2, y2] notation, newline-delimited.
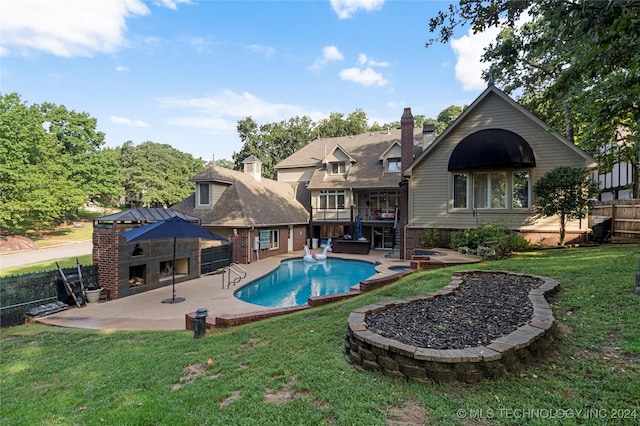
[379, 140, 401, 161]
[324, 144, 355, 164]
[404, 84, 597, 175]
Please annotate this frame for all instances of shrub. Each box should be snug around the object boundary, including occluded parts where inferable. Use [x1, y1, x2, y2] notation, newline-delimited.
[450, 223, 529, 258]
[419, 228, 440, 247]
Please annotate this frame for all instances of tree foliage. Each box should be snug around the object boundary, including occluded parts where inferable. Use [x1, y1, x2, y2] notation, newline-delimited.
[428, 0, 640, 197]
[118, 141, 205, 208]
[0, 93, 121, 234]
[232, 116, 315, 179]
[533, 167, 599, 245]
[231, 106, 467, 180]
[315, 109, 369, 138]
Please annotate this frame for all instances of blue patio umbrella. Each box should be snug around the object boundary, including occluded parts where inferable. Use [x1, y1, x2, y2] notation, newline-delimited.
[120, 216, 227, 304]
[355, 214, 363, 240]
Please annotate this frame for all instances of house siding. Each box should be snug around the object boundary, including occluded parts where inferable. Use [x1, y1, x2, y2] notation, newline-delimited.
[278, 167, 315, 183]
[410, 91, 592, 235]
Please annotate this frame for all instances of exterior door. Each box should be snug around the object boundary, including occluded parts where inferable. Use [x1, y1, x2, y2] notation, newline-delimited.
[288, 226, 293, 252]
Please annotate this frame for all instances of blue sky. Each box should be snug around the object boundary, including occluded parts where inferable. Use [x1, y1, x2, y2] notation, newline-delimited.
[1, 0, 500, 162]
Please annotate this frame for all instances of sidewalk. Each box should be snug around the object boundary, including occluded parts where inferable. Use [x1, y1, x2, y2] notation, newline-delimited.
[36, 250, 410, 331]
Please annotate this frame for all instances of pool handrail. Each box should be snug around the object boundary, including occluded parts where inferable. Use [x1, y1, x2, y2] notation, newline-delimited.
[222, 263, 247, 288]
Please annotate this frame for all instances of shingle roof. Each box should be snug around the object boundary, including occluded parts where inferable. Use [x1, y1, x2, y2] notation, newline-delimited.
[275, 128, 424, 190]
[171, 166, 309, 227]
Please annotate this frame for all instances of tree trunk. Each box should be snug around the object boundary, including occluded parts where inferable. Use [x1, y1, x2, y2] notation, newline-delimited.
[559, 214, 566, 246]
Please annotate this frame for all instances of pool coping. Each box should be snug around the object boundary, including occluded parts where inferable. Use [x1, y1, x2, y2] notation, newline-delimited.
[202, 249, 481, 328]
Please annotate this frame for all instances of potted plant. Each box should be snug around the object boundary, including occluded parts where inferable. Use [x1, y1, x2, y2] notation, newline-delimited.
[84, 278, 103, 303]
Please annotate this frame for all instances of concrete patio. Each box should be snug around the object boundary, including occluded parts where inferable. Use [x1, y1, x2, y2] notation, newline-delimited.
[35, 249, 481, 331]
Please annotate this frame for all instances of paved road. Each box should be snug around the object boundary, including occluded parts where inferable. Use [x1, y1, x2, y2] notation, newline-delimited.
[0, 241, 93, 269]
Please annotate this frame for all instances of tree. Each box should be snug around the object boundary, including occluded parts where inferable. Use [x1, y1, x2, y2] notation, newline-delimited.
[118, 141, 205, 207]
[315, 109, 369, 138]
[212, 158, 234, 169]
[533, 167, 599, 245]
[0, 93, 121, 234]
[427, 0, 640, 197]
[437, 105, 465, 128]
[232, 116, 315, 179]
[40, 102, 122, 204]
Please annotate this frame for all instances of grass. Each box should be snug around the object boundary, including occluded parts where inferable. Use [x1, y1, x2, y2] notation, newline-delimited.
[1, 208, 100, 276]
[29, 209, 98, 248]
[1, 245, 639, 425]
[0, 254, 93, 277]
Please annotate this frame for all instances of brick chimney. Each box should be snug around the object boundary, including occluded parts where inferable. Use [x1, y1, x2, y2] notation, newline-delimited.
[399, 107, 414, 261]
[401, 107, 414, 174]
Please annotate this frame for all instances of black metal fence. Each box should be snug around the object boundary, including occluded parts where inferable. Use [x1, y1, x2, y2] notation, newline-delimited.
[200, 244, 232, 275]
[1, 265, 98, 328]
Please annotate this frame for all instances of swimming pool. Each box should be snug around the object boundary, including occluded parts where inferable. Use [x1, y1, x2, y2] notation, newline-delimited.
[234, 258, 377, 308]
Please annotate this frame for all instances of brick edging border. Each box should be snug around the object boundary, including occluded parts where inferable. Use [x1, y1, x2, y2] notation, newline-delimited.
[344, 271, 560, 383]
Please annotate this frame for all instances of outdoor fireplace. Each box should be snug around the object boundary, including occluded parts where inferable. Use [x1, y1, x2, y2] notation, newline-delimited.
[159, 258, 189, 280]
[129, 265, 146, 287]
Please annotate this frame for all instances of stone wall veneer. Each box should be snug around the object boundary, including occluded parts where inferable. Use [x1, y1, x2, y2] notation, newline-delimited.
[344, 271, 559, 384]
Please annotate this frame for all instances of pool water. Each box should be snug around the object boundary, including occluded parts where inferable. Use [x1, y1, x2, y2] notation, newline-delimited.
[234, 258, 377, 307]
[389, 265, 412, 273]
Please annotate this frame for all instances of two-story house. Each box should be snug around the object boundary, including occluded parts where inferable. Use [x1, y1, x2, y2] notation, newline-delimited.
[275, 127, 429, 253]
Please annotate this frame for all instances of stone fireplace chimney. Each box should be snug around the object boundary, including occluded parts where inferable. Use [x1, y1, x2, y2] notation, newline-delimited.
[422, 123, 436, 150]
[401, 107, 414, 174]
[243, 155, 262, 182]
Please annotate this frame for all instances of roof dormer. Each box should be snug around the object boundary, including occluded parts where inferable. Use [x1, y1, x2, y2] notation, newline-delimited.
[379, 140, 402, 173]
[323, 144, 355, 176]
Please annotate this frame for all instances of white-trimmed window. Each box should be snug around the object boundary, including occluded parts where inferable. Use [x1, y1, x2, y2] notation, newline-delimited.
[453, 173, 468, 209]
[330, 161, 346, 175]
[198, 183, 210, 206]
[319, 190, 345, 209]
[473, 172, 506, 209]
[387, 158, 401, 173]
[269, 229, 279, 249]
[512, 171, 530, 209]
[452, 171, 529, 210]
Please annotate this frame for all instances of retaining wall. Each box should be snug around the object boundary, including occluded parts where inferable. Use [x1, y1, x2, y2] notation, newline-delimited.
[344, 271, 560, 384]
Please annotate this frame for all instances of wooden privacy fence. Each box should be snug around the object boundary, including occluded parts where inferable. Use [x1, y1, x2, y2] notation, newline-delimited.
[0, 265, 98, 328]
[591, 199, 640, 239]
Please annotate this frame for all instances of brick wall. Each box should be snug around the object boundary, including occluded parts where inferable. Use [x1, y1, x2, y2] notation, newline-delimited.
[92, 226, 119, 300]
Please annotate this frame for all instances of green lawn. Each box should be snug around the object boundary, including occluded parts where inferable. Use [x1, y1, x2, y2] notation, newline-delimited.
[2, 245, 639, 425]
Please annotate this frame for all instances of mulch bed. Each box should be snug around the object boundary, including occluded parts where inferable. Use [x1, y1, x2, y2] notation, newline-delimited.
[365, 271, 543, 350]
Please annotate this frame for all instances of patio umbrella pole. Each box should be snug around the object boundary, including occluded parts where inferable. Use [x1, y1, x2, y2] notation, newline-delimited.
[162, 237, 185, 304]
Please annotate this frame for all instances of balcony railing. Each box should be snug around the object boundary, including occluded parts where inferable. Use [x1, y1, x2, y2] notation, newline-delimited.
[311, 206, 397, 223]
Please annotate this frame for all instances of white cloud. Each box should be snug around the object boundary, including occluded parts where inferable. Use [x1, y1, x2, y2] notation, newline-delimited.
[155, 0, 191, 11]
[339, 67, 388, 87]
[331, 0, 384, 19]
[450, 12, 533, 91]
[1, 0, 150, 57]
[323, 45, 344, 61]
[309, 45, 344, 70]
[245, 44, 277, 58]
[450, 27, 500, 90]
[156, 89, 314, 132]
[115, 65, 129, 72]
[358, 53, 390, 67]
[110, 116, 149, 127]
